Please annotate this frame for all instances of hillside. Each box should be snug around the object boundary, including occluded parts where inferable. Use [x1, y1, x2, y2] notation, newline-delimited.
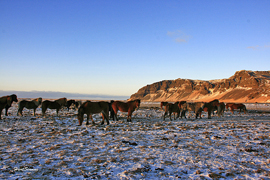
[130, 70, 270, 103]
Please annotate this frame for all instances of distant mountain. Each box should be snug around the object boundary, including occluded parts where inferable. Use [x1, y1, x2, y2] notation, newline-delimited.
[0, 90, 129, 100]
[130, 70, 270, 103]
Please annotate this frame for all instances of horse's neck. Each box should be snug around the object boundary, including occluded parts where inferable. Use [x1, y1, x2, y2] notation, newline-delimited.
[32, 99, 40, 106]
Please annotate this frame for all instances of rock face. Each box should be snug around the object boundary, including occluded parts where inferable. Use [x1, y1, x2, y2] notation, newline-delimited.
[130, 70, 270, 103]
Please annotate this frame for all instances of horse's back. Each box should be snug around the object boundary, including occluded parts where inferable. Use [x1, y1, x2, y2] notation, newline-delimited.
[112, 101, 129, 112]
[42, 100, 60, 109]
[83, 101, 109, 114]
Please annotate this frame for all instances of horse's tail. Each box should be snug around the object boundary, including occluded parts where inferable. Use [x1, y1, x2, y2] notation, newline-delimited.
[77, 106, 85, 126]
[109, 101, 115, 120]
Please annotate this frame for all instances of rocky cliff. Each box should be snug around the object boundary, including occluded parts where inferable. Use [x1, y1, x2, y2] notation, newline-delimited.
[130, 70, 270, 103]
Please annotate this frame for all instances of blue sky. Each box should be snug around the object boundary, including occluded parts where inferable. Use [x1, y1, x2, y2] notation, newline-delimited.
[1, 0, 269, 97]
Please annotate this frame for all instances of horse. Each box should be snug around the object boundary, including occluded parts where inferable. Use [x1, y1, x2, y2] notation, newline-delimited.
[75, 101, 82, 109]
[42, 100, 62, 116]
[0, 95, 16, 119]
[202, 99, 220, 119]
[17, 97, 42, 116]
[66, 99, 76, 111]
[226, 103, 247, 114]
[163, 102, 180, 120]
[186, 102, 204, 119]
[77, 101, 109, 126]
[111, 99, 140, 122]
[160, 102, 169, 109]
[3, 94, 18, 116]
[216, 102, 225, 117]
[178, 101, 187, 119]
[55, 97, 67, 107]
[225, 103, 235, 110]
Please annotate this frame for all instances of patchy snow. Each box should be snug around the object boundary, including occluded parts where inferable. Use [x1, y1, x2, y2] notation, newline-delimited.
[0, 103, 270, 179]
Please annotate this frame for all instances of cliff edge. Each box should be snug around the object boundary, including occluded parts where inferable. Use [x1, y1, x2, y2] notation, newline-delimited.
[130, 70, 270, 103]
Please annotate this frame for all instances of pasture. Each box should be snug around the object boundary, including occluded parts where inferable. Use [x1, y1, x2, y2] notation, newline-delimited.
[0, 101, 270, 179]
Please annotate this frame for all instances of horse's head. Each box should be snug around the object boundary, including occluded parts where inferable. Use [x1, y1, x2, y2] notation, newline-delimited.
[135, 99, 141, 108]
[10, 94, 18, 102]
[77, 107, 84, 126]
[38, 98, 42, 105]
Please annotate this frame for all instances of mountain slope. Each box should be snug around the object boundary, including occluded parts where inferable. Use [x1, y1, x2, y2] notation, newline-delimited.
[130, 70, 270, 102]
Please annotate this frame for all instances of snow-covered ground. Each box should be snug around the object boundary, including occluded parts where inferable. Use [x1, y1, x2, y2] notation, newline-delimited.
[1, 102, 270, 179]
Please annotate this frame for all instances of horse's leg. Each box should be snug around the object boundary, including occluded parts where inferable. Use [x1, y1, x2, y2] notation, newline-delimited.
[112, 107, 118, 121]
[33, 108, 36, 116]
[42, 107, 47, 116]
[230, 108, 234, 114]
[101, 113, 105, 125]
[163, 110, 167, 120]
[90, 114, 95, 125]
[5, 105, 11, 116]
[104, 111, 110, 125]
[208, 110, 211, 119]
[17, 106, 23, 116]
[114, 110, 118, 121]
[85, 114, 89, 125]
[127, 110, 132, 122]
[181, 110, 186, 119]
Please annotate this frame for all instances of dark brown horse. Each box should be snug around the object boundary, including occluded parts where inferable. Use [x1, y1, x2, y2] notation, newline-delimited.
[163, 102, 180, 120]
[202, 99, 220, 119]
[111, 99, 140, 122]
[66, 99, 76, 111]
[0, 95, 17, 119]
[17, 97, 42, 116]
[77, 101, 109, 126]
[178, 101, 187, 119]
[42, 100, 62, 116]
[55, 97, 67, 107]
[4, 94, 18, 116]
[160, 102, 169, 109]
[226, 103, 247, 114]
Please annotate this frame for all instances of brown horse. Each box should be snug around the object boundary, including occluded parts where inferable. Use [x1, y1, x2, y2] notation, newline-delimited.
[186, 102, 204, 119]
[4, 94, 18, 116]
[163, 102, 180, 120]
[202, 99, 220, 119]
[0, 95, 16, 119]
[77, 101, 109, 126]
[111, 99, 140, 122]
[17, 98, 42, 116]
[178, 101, 187, 119]
[225, 103, 235, 110]
[226, 103, 247, 114]
[42, 100, 62, 116]
[66, 99, 76, 111]
[160, 102, 169, 109]
[55, 97, 67, 107]
[216, 102, 225, 117]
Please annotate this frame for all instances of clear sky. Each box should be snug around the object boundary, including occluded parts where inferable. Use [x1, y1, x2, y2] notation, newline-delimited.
[1, 0, 269, 97]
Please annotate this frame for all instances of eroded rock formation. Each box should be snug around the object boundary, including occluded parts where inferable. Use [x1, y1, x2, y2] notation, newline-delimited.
[130, 70, 270, 102]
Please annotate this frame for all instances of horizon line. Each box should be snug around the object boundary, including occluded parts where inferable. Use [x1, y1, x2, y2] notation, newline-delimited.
[0, 90, 130, 100]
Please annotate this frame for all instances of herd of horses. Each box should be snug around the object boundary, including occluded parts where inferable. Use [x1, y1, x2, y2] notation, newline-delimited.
[0, 94, 247, 126]
[161, 100, 247, 121]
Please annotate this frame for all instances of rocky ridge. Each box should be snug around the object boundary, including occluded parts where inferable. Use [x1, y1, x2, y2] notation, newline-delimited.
[130, 70, 270, 103]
